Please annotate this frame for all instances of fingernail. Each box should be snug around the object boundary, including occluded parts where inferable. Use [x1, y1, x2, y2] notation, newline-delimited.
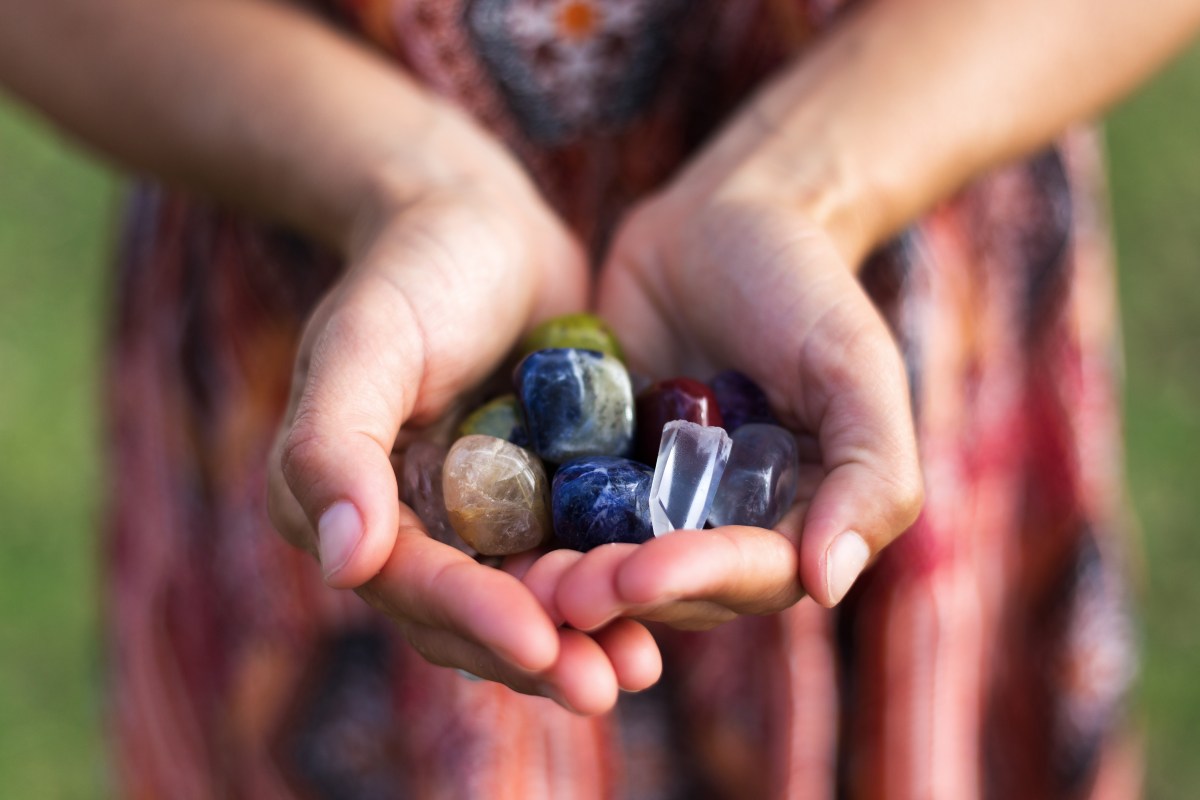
[318, 501, 363, 581]
[825, 530, 870, 605]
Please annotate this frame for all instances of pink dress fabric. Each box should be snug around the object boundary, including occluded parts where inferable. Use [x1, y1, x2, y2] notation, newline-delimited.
[104, 1, 1140, 797]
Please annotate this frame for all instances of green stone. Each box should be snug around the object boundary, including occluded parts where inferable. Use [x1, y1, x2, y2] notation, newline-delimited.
[457, 394, 527, 445]
[519, 313, 624, 363]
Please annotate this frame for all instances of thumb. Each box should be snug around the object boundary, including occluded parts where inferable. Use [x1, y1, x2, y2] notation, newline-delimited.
[794, 311, 924, 607]
[276, 271, 426, 589]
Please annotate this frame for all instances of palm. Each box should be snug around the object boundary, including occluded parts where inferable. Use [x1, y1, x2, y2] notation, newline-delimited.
[537, 193, 923, 629]
[600, 195, 879, 434]
[271, 174, 669, 713]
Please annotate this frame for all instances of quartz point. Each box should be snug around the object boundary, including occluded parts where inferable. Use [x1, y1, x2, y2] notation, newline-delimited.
[707, 424, 800, 529]
[514, 348, 634, 463]
[635, 377, 724, 464]
[649, 420, 732, 536]
[552, 456, 654, 551]
[709, 370, 776, 432]
[441, 434, 552, 555]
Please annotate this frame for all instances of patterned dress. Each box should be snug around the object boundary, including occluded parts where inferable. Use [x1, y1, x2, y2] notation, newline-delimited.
[105, 1, 1140, 797]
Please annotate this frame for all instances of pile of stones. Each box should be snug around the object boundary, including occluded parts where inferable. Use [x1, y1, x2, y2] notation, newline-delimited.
[399, 314, 800, 556]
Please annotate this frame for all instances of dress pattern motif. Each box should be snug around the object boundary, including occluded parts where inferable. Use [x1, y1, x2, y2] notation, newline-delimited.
[105, 1, 1140, 797]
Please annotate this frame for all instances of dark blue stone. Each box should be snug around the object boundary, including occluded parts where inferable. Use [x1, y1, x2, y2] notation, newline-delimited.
[709, 370, 776, 431]
[552, 457, 654, 551]
[514, 348, 634, 464]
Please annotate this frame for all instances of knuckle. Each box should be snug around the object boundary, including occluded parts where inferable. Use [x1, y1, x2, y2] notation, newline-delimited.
[277, 441, 312, 495]
[278, 411, 329, 488]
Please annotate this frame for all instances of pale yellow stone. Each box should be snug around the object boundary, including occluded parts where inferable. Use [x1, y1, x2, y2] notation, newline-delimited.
[442, 434, 552, 555]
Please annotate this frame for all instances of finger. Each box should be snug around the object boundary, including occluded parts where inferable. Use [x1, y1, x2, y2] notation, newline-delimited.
[554, 543, 641, 631]
[279, 267, 428, 588]
[536, 628, 621, 715]
[412, 623, 620, 715]
[358, 511, 560, 672]
[794, 303, 924, 607]
[615, 528, 804, 615]
[622, 599, 738, 631]
[402, 623, 551, 697]
[404, 623, 618, 714]
[520, 548, 585, 627]
[555, 541, 738, 632]
[590, 619, 663, 692]
[500, 549, 549, 583]
[267, 424, 319, 558]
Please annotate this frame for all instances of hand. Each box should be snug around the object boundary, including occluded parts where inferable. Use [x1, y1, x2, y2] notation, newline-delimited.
[550, 148, 923, 631]
[265, 113, 659, 713]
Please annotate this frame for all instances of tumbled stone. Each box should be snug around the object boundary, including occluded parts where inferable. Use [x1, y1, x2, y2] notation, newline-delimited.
[456, 393, 528, 446]
[649, 420, 732, 536]
[514, 348, 634, 463]
[442, 434, 552, 556]
[552, 457, 654, 551]
[399, 440, 476, 554]
[519, 312, 625, 363]
[707, 424, 800, 529]
[635, 377, 724, 464]
[709, 370, 776, 432]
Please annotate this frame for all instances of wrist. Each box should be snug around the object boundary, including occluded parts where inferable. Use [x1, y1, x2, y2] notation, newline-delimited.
[663, 64, 890, 270]
[727, 129, 880, 269]
[340, 100, 531, 260]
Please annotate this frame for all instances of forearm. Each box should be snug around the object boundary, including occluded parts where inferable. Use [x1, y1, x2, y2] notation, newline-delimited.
[0, 0, 497, 249]
[716, 0, 1200, 265]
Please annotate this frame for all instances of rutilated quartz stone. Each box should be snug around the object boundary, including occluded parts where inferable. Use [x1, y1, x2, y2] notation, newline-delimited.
[442, 434, 552, 555]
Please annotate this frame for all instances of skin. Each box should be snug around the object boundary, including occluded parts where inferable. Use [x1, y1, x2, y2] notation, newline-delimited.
[3, 0, 1199, 715]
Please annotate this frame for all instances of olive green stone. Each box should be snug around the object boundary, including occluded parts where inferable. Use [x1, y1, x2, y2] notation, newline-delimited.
[519, 313, 624, 363]
[442, 435, 552, 556]
[456, 393, 527, 444]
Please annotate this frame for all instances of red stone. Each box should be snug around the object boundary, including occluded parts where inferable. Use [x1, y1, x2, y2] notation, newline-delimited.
[634, 378, 724, 464]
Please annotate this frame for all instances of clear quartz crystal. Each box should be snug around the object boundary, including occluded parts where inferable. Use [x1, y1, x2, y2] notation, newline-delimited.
[650, 420, 733, 536]
[707, 424, 800, 529]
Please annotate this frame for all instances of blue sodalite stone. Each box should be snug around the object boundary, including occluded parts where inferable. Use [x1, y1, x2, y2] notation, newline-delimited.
[552, 457, 654, 551]
[514, 348, 634, 463]
[707, 424, 800, 529]
[709, 370, 776, 432]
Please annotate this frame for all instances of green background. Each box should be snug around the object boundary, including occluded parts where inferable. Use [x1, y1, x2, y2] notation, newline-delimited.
[2, 43, 1199, 798]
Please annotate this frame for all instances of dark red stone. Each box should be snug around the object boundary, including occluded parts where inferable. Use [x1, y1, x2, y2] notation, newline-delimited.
[634, 378, 724, 464]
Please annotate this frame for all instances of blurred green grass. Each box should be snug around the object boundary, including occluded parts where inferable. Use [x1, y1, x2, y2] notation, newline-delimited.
[0, 105, 113, 795]
[1, 43, 1199, 799]
[1108, 42, 1200, 800]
